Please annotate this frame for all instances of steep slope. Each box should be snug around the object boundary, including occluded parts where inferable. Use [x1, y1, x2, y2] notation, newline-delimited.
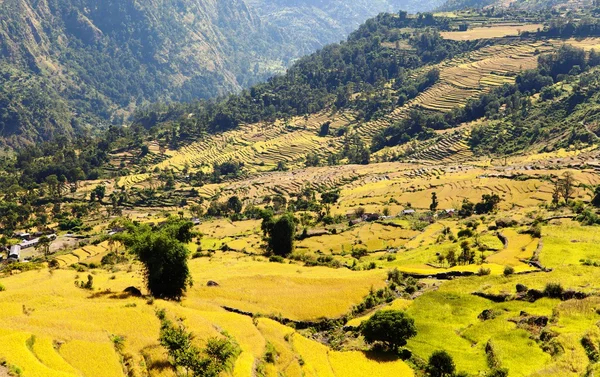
[0, 0, 290, 145]
[247, 0, 444, 56]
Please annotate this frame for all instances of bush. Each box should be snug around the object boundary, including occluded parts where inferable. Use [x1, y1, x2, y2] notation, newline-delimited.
[496, 218, 518, 228]
[544, 282, 564, 298]
[0, 283, 5, 292]
[269, 255, 285, 263]
[477, 267, 491, 276]
[457, 228, 474, 238]
[503, 266, 515, 276]
[516, 283, 528, 293]
[264, 342, 278, 363]
[351, 248, 368, 259]
[427, 350, 455, 377]
[360, 310, 417, 352]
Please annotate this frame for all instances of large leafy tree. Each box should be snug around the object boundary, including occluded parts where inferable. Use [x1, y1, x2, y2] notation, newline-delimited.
[360, 310, 417, 352]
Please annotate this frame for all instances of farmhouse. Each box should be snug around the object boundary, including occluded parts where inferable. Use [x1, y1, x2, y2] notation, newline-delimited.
[402, 209, 416, 215]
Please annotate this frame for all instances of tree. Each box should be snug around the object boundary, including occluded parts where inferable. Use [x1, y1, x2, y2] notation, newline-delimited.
[227, 196, 243, 214]
[458, 199, 474, 218]
[190, 204, 204, 218]
[552, 180, 562, 206]
[360, 310, 417, 352]
[116, 219, 193, 299]
[93, 185, 106, 202]
[321, 191, 340, 204]
[35, 236, 52, 259]
[591, 186, 600, 207]
[354, 207, 366, 219]
[430, 192, 439, 212]
[267, 214, 296, 257]
[427, 350, 455, 377]
[474, 194, 501, 214]
[560, 171, 575, 203]
[319, 121, 331, 136]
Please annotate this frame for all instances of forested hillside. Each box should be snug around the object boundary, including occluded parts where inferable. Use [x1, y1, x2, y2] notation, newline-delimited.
[0, 0, 301, 145]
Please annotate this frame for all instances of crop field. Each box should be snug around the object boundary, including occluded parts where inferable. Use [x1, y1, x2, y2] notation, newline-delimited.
[5, 144, 600, 377]
[106, 36, 600, 194]
[440, 24, 543, 40]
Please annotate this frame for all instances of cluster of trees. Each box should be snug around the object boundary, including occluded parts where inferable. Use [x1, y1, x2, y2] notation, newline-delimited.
[458, 194, 502, 218]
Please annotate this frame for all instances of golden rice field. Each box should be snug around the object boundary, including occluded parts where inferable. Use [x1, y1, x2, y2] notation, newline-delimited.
[440, 24, 543, 41]
[5, 149, 600, 376]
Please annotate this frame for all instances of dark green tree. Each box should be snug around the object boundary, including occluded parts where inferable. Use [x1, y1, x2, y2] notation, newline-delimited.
[266, 214, 296, 257]
[93, 185, 106, 202]
[430, 192, 439, 212]
[360, 310, 417, 352]
[227, 196, 243, 214]
[116, 220, 193, 299]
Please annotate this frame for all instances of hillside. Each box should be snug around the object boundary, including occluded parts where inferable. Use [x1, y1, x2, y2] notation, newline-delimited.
[4, 7, 600, 377]
[0, 0, 446, 147]
[0, 0, 290, 145]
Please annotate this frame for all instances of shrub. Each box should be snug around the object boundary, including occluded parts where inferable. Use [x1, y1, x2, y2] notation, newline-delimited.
[516, 283, 528, 293]
[544, 282, 564, 298]
[263, 342, 278, 363]
[496, 218, 518, 228]
[488, 368, 509, 377]
[269, 255, 285, 263]
[503, 266, 515, 276]
[360, 310, 417, 352]
[477, 267, 491, 276]
[351, 248, 368, 259]
[0, 283, 5, 292]
[427, 350, 455, 377]
[457, 228, 474, 238]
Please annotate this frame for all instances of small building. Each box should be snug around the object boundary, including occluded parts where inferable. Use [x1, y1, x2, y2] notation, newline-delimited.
[402, 209, 416, 215]
[20, 238, 39, 249]
[15, 232, 30, 240]
[8, 245, 21, 262]
[191, 218, 201, 225]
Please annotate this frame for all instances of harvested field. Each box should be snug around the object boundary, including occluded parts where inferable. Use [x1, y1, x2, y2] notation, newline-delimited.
[440, 24, 543, 40]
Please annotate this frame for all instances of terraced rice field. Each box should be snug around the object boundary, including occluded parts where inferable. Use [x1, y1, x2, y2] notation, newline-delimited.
[54, 240, 116, 267]
[440, 24, 543, 41]
[110, 38, 600, 189]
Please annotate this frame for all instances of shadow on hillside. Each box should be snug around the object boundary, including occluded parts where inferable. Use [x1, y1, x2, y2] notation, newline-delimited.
[87, 287, 142, 299]
[362, 349, 402, 362]
[148, 360, 172, 372]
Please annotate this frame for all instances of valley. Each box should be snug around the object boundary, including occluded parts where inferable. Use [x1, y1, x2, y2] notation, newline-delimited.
[2, 4, 600, 377]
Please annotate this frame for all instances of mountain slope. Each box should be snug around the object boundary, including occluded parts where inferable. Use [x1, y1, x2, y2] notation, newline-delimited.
[0, 0, 291, 145]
